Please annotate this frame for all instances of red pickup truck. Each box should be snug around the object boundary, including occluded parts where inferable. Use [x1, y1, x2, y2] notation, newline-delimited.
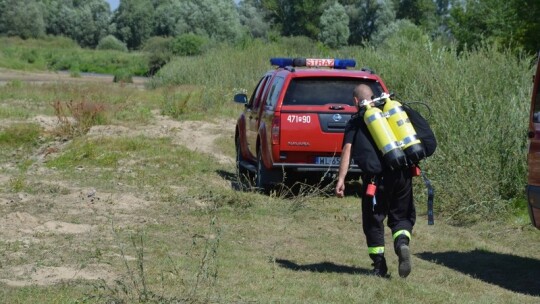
[233, 58, 390, 192]
[527, 52, 540, 229]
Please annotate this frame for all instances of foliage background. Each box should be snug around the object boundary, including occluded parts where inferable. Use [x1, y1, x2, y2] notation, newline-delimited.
[0, 0, 537, 228]
[0, 1, 539, 302]
[0, 0, 538, 54]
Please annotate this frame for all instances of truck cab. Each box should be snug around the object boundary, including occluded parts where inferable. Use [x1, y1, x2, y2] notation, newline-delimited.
[527, 52, 540, 229]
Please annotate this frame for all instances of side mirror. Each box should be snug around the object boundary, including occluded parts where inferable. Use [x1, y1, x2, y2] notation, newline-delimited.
[234, 93, 248, 104]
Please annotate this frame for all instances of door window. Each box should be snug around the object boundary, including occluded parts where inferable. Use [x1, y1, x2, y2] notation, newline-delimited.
[250, 75, 270, 110]
[265, 76, 285, 110]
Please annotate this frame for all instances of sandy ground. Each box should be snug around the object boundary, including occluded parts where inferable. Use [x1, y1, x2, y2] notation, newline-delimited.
[0, 70, 235, 287]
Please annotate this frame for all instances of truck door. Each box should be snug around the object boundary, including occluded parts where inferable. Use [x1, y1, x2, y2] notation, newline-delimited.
[247, 75, 271, 160]
[527, 52, 540, 229]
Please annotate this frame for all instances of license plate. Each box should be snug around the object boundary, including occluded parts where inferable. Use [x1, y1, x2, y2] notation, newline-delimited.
[315, 157, 341, 165]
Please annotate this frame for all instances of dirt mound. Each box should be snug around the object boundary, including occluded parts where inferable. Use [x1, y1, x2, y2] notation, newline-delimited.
[0, 109, 235, 287]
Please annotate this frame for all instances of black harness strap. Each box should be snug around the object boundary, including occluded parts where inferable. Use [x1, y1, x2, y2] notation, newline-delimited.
[420, 169, 434, 225]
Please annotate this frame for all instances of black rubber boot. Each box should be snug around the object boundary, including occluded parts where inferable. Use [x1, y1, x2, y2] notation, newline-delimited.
[393, 235, 409, 254]
[369, 254, 388, 277]
[394, 236, 411, 278]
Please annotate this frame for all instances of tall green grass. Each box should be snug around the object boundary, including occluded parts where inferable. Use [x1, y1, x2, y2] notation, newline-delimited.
[343, 40, 532, 224]
[150, 37, 332, 117]
[153, 37, 533, 225]
[0, 36, 148, 75]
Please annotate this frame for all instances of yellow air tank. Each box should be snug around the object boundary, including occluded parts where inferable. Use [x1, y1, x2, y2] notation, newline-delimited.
[364, 103, 407, 169]
[382, 98, 426, 163]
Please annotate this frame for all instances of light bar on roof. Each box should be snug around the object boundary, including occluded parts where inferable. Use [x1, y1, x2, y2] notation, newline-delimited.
[269, 57, 356, 69]
[270, 58, 294, 68]
[334, 59, 356, 69]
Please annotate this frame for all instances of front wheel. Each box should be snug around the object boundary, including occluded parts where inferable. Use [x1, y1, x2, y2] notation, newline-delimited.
[236, 137, 251, 190]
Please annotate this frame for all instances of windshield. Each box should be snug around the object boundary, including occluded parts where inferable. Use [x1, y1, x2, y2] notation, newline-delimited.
[283, 77, 384, 106]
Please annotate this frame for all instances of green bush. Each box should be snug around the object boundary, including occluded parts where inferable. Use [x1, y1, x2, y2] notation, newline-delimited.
[20, 49, 38, 64]
[97, 35, 128, 52]
[142, 36, 174, 76]
[170, 34, 207, 56]
[113, 69, 134, 83]
[142, 36, 172, 53]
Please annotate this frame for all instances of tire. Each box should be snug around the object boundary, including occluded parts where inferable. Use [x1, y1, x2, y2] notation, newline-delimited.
[255, 148, 283, 194]
[255, 150, 271, 193]
[236, 137, 251, 190]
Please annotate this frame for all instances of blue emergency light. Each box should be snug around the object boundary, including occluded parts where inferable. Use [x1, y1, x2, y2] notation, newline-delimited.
[269, 58, 294, 68]
[270, 57, 356, 69]
[333, 59, 356, 69]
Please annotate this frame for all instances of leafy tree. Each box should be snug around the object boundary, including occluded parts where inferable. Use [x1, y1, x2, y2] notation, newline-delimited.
[42, 0, 110, 48]
[448, 1, 484, 51]
[153, 1, 182, 37]
[346, 0, 395, 45]
[449, 0, 539, 54]
[435, 0, 450, 17]
[319, 2, 350, 48]
[393, 0, 437, 33]
[373, 0, 397, 36]
[43, 1, 78, 37]
[511, 0, 540, 54]
[238, 0, 271, 38]
[0, 0, 46, 39]
[261, 0, 326, 39]
[72, 0, 111, 47]
[112, 0, 155, 49]
[449, 0, 518, 52]
[175, 0, 243, 43]
[431, 0, 451, 39]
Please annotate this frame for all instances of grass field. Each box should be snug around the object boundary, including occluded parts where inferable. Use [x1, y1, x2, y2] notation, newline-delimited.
[0, 71, 539, 303]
